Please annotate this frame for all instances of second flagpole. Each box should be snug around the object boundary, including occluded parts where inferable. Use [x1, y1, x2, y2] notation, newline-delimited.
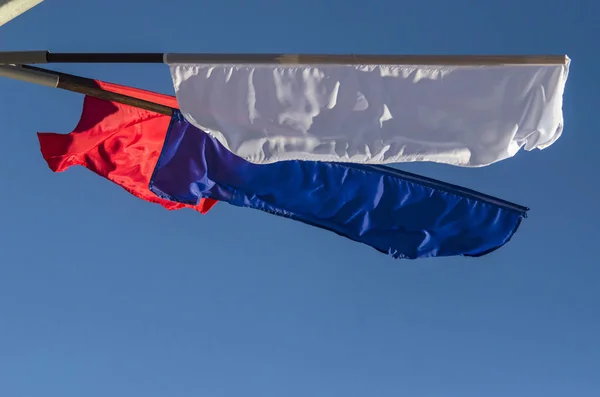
[0, 64, 173, 115]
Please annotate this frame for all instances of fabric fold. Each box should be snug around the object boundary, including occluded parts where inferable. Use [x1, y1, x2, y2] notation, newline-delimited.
[168, 60, 570, 167]
[149, 110, 528, 259]
[37, 81, 218, 214]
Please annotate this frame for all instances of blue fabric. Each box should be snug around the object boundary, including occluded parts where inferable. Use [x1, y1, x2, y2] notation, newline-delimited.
[149, 110, 528, 259]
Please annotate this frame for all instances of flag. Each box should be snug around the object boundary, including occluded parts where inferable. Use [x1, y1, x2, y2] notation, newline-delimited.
[37, 80, 527, 259]
[37, 80, 218, 214]
[168, 60, 569, 167]
[149, 110, 528, 259]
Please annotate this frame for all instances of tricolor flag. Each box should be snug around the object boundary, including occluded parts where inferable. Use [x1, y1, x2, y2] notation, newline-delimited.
[167, 56, 570, 167]
[36, 78, 528, 259]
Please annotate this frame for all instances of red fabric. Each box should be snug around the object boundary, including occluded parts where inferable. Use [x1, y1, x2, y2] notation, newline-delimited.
[37, 81, 218, 214]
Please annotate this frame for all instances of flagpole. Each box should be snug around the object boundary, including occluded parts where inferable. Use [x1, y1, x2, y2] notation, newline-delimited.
[0, 64, 173, 115]
[0, 0, 44, 26]
[0, 51, 569, 65]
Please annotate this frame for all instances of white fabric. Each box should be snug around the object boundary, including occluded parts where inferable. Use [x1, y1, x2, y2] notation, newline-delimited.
[169, 59, 570, 166]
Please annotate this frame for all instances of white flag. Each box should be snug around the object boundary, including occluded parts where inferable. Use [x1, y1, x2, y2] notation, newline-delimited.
[168, 58, 570, 166]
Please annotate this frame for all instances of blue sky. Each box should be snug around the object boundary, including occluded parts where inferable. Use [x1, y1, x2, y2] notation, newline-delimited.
[0, 0, 598, 396]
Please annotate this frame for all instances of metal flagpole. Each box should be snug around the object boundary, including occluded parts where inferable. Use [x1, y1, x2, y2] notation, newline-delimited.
[0, 0, 44, 26]
[0, 51, 569, 65]
[0, 64, 174, 115]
